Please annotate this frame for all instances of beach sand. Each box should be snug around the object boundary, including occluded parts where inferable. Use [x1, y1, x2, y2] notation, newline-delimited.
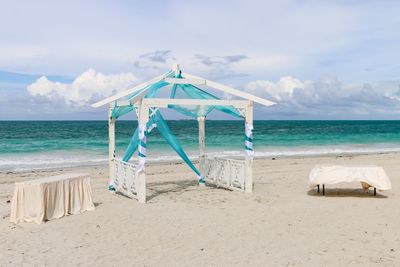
[1, 153, 400, 266]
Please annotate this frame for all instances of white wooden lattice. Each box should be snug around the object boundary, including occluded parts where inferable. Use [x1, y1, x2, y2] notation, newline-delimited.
[113, 159, 139, 199]
[204, 157, 246, 191]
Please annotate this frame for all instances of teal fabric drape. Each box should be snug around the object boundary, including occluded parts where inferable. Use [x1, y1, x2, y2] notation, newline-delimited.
[111, 70, 173, 119]
[152, 110, 200, 176]
[121, 119, 156, 162]
[111, 72, 242, 120]
[122, 110, 201, 177]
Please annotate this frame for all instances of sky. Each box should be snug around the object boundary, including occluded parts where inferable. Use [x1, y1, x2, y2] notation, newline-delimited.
[1, 0, 400, 120]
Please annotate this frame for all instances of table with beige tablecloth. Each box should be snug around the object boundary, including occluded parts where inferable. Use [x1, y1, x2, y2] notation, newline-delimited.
[309, 165, 392, 195]
[10, 173, 95, 224]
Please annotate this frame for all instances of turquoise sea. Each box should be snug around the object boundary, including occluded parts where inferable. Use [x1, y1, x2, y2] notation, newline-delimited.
[1, 120, 400, 171]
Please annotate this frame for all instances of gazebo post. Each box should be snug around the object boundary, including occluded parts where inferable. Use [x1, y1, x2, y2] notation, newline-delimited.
[108, 104, 116, 188]
[198, 116, 206, 185]
[136, 101, 149, 203]
[245, 101, 254, 193]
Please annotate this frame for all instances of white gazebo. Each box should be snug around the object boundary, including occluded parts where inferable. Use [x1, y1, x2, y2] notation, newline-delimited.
[92, 64, 275, 203]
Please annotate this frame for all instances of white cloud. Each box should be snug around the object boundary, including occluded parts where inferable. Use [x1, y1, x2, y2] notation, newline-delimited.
[245, 77, 309, 101]
[27, 69, 137, 106]
[243, 76, 400, 118]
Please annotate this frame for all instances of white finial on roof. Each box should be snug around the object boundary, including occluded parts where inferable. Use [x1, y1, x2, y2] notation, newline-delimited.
[172, 63, 180, 75]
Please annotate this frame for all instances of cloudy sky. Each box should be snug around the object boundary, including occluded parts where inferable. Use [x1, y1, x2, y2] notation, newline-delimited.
[1, 0, 400, 120]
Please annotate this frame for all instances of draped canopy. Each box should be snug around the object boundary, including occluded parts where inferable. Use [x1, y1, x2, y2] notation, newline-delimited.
[91, 64, 275, 200]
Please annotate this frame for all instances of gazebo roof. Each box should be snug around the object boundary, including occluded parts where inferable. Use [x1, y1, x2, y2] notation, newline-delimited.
[91, 64, 275, 108]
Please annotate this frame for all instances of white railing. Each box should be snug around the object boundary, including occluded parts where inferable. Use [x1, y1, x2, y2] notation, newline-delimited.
[204, 157, 246, 192]
[113, 159, 139, 199]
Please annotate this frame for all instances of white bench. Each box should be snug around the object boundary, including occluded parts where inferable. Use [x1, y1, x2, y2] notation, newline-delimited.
[309, 165, 392, 196]
[10, 173, 95, 224]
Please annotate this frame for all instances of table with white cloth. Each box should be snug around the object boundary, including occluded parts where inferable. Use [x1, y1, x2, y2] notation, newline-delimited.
[10, 173, 95, 224]
[309, 165, 392, 196]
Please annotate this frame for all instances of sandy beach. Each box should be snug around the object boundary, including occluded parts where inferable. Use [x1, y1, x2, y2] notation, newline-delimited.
[1, 153, 400, 266]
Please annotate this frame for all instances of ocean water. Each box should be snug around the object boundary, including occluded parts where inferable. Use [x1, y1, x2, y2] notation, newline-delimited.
[1, 120, 400, 171]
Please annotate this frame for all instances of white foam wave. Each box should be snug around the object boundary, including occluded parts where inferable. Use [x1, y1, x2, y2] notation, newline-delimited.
[2, 144, 400, 172]
[0, 151, 108, 172]
[254, 144, 400, 158]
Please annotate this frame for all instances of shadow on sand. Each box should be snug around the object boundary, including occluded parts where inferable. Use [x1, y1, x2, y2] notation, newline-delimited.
[307, 188, 388, 198]
[146, 179, 199, 202]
